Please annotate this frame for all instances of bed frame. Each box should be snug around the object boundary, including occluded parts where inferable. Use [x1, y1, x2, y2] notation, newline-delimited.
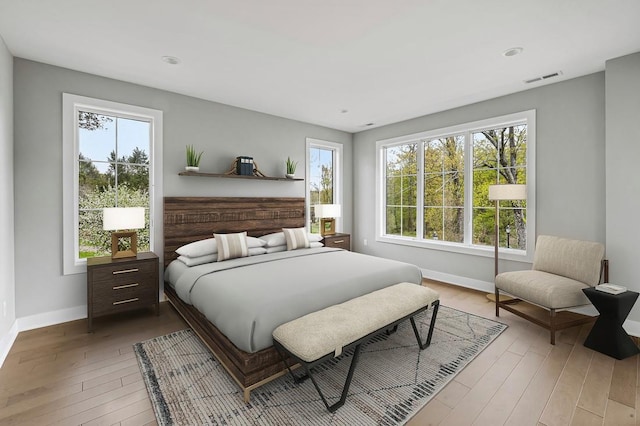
[163, 196, 305, 401]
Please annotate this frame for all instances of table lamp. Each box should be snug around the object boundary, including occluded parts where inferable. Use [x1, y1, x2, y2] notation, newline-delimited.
[103, 207, 145, 259]
[314, 204, 342, 236]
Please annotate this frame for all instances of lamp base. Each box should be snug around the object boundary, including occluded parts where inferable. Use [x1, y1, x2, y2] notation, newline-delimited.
[320, 218, 336, 236]
[111, 231, 138, 259]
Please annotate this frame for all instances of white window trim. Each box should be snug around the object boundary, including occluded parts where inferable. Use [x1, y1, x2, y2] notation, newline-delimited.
[305, 138, 343, 232]
[62, 94, 163, 275]
[375, 110, 536, 262]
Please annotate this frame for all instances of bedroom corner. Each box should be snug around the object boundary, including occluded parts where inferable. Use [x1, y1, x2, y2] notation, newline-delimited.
[0, 34, 16, 367]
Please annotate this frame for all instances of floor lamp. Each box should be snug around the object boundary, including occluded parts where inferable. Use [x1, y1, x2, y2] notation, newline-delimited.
[486, 184, 527, 302]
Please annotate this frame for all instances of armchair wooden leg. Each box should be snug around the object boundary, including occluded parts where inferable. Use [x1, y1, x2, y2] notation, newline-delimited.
[550, 309, 556, 345]
[495, 287, 500, 317]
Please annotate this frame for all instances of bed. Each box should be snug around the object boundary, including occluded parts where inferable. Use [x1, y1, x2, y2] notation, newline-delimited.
[163, 197, 422, 401]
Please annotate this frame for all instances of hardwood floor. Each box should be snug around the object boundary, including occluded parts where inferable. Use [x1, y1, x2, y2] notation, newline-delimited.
[0, 281, 638, 425]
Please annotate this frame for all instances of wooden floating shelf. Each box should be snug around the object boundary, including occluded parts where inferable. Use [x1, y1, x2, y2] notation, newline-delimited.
[179, 171, 303, 181]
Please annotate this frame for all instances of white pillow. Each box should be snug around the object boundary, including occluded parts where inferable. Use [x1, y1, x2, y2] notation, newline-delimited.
[308, 233, 323, 242]
[249, 247, 267, 256]
[176, 238, 217, 258]
[176, 235, 266, 257]
[261, 231, 322, 247]
[265, 245, 286, 254]
[265, 242, 323, 254]
[283, 227, 310, 250]
[177, 247, 267, 266]
[215, 232, 249, 261]
[177, 254, 217, 266]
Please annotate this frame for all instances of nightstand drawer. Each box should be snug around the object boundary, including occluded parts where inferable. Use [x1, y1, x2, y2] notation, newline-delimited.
[91, 260, 156, 283]
[92, 288, 158, 316]
[322, 233, 351, 251]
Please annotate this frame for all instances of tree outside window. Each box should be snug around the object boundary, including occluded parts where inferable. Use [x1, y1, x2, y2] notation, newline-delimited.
[309, 146, 335, 233]
[379, 112, 531, 254]
[77, 112, 151, 259]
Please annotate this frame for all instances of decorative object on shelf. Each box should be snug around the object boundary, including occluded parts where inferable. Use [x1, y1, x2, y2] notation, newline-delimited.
[235, 156, 254, 176]
[185, 145, 203, 172]
[486, 184, 527, 302]
[314, 204, 342, 236]
[225, 157, 267, 178]
[102, 207, 145, 259]
[285, 156, 297, 179]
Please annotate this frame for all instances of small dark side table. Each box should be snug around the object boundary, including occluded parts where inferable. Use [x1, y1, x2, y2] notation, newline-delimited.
[582, 287, 640, 360]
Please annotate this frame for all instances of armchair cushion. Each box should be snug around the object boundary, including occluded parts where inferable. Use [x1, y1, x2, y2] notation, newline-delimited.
[496, 270, 590, 309]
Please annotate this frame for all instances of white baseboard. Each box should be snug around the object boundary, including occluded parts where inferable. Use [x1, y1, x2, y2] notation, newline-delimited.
[421, 267, 494, 293]
[0, 320, 18, 368]
[16, 305, 86, 332]
[420, 268, 640, 338]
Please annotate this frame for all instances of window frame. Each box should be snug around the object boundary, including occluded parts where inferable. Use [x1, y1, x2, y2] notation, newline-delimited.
[62, 94, 163, 275]
[376, 110, 536, 262]
[305, 138, 343, 232]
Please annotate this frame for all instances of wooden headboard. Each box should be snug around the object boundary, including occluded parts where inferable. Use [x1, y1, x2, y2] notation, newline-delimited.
[163, 197, 306, 267]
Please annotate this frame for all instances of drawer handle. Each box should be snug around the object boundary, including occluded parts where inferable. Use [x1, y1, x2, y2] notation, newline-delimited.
[332, 240, 345, 244]
[113, 283, 139, 290]
[113, 298, 139, 305]
[112, 268, 139, 275]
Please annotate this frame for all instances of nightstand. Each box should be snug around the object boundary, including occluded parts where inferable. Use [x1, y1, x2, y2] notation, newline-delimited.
[321, 233, 351, 251]
[86, 251, 159, 332]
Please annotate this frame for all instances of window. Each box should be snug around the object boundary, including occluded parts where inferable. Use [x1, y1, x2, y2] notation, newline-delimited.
[306, 138, 342, 233]
[63, 94, 163, 275]
[377, 111, 535, 260]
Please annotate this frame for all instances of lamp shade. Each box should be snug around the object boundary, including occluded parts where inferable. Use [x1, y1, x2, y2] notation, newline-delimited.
[314, 204, 342, 218]
[488, 184, 527, 201]
[103, 207, 145, 231]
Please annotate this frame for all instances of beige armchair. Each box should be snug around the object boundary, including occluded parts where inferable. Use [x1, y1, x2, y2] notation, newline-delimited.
[495, 235, 607, 344]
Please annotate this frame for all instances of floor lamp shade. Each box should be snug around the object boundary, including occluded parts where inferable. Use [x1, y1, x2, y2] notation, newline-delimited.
[314, 204, 342, 236]
[488, 184, 527, 201]
[103, 207, 145, 259]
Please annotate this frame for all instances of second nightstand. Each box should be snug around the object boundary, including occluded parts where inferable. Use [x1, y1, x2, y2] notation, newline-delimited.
[86, 251, 159, 332]
[321, 233, 351, 251]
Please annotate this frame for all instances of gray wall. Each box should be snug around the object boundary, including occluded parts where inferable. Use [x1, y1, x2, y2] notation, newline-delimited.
[606, 52, 640, 322]
[13, 59, 352, 318]
[0, 37, 15, 339]
[353, 73, 606, 286]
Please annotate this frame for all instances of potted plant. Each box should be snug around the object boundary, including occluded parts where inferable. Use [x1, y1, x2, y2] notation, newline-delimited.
[285, 157, 297, 179]
[185, 145, 204, 172]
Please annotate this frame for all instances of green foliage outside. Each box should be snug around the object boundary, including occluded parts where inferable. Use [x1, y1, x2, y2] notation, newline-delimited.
[309, 147, 334, 234]
[77, 111, 150, 258]
[385, 125, 527, 250]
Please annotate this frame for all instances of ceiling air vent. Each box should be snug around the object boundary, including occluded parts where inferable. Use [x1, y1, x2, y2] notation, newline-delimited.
[524, 71, 563, 84]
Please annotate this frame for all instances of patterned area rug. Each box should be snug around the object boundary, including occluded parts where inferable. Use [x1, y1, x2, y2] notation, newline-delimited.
[134, 306, 506, 425]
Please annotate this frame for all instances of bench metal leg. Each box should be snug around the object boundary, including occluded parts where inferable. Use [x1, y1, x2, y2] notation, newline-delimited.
[275, 342, 363, 413]
[307, 344, 363, 413]
[411, 300, 439, 349]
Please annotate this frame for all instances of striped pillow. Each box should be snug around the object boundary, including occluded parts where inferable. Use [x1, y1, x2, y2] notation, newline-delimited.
[214, 232, 249, 261]
[283, 227, 310, 251]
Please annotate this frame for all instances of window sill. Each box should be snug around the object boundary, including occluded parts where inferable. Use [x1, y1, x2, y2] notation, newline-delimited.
[376, 235, 532, 263]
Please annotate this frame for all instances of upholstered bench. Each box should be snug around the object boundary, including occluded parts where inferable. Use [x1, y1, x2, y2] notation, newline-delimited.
[272, 282, 440, 412]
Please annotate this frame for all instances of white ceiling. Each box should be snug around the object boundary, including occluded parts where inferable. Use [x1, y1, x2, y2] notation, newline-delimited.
[1, 0, 639, 133]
